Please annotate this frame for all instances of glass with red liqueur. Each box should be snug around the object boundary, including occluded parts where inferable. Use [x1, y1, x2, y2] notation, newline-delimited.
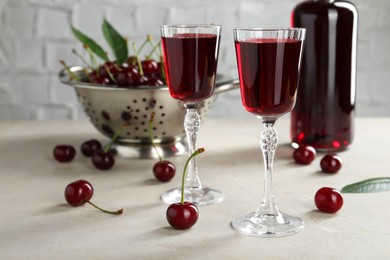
[160, 25, 223, 206]
[232, 28, 306, 237]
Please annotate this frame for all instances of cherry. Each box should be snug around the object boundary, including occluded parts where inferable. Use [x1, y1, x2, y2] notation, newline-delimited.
[53, 145, 76, 162]
[147, 76, 164, 87]
[65, 179, 123, 215]
[136, 75, 148, 85]
[81, 139, 102, 157]
[166, 148, 205, 230]
[115, 66, 140, 86]
[99, 61, 120, 78]
[149, 112, 176, 182]
[153, 161, 176, 182]
[142, 59, 159, 75]
[65, 179, 93, 206]
[293, 145, 316, 165]
[91, 150, 115, 170]
[314, 187, 344, 213]
[166, 202, 199, 230]
[90, 123, 127, 170]
[320, 154, 342, 173]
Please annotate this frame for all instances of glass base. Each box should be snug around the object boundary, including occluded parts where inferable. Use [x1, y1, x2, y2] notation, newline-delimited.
[161, 187, 224, 206]
[232, 210, 304, 237]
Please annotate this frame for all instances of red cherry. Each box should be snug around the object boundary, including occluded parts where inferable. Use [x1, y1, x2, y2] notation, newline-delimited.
[293, 145, 316, 165]
[149, 113, 176, 181]
[142, 59, 159, 75]
[166, 202, 199, 230]
[147, 76, 164, 86]
[320, 154, 342, 173]
[53, 145, 76, 162]
[88, 71, 111, 85]
[65, 179, 94, 206]
[153, 161, 176, 182]
[64, 179, 123, 215]
[99, 61, 120, 78]
[135, 75, 148, 86]
[81, 139, 102, 157]
[115, 66, 140, 86]
[165, 148, 205, 230]
[314, 187, 344, 213]
[91, 150, 115, 170]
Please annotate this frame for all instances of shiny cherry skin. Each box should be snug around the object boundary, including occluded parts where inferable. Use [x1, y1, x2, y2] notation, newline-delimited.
[166, 202, 199, 230]
[99, 61, 120, 78]
[81, 139, 102, 157]
[89, 71, 111, 85]
[53, 145, 76, 162]
[320, 154, 342, 173]
[315, 187, 344, 213]
[153, 161, 176, 182]
[65, 179, 94, 206]
[115, 66, 140, 86]
[91, 150, 115, 170]
[293, 145, 316, 165]
[142, 59, 159, 75]
[147, 76, 164, 86]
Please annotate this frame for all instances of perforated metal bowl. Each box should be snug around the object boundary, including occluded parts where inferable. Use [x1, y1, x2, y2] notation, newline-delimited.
[59, 66, 238, 159]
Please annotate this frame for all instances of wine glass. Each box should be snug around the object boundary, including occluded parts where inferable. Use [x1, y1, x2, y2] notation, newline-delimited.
[232, 28, 306, 237]
[160, 24, 224, 206]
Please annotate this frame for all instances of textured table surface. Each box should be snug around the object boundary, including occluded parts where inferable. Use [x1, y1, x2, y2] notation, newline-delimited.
[0, 118, 389, 259]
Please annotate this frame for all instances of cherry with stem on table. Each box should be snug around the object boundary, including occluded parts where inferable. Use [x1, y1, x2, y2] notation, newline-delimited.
[149, 112, 176, 182]
[65, 179, 123, 215]
[166, 148, 205, 230]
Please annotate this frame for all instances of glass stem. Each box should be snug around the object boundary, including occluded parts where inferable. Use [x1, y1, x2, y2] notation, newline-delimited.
[183, 104, 202, 190]
[258, 121, 278, 215]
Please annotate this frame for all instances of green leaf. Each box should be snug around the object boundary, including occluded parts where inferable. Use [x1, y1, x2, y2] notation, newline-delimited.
[71, 26, 108, 61]
[102, 19, 128, 65]
[340, 177, 390, 193]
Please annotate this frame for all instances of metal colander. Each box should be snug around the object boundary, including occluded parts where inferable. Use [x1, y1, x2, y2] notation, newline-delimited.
[59, 66, 239, 159]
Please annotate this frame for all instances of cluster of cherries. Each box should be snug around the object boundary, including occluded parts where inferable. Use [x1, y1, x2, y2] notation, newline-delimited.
[292, 145, 344, 213]
[86, 57, 165, 87]
[53, 139, 115, 170]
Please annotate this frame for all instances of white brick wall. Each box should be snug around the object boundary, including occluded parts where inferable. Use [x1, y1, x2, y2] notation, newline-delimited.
[0, 0, 389, 120]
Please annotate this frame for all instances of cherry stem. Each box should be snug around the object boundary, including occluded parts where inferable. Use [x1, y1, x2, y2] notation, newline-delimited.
[131, 42, 144, 76]
[84, 44, 98, 71]
[103, 64, 117, 84]
[87, 201, 123, 215]
[60, 60, 80, 81]
[137, 34, 152, 56]
[181, 148, 205, 204]
[82, 68, 92, 82]
[72, 49, 91, 68]
[147, 41, 161, 60]
[103, 123, 128, 153]
[157, 42, 162, 56]
[149, 112, 163, 162]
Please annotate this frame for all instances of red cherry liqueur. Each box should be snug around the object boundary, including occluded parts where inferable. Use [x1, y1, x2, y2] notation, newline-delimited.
[291, 0, 358, 152]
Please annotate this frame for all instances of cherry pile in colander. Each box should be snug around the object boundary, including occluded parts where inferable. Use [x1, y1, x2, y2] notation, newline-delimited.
[86, 57, 165, 87]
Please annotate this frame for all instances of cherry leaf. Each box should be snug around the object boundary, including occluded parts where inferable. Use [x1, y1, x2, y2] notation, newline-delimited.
[102, 19, 128, 65]
[71, 26, 108, 61]
[340, 177, 390, 193]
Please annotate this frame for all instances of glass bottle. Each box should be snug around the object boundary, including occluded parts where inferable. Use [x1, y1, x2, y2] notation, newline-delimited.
[290, 0, 358, 152]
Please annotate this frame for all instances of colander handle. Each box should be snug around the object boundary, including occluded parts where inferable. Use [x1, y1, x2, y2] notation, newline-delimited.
[214, 79, 240, 94]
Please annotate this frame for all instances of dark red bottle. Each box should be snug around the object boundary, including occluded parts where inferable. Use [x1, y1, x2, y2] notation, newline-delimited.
[291, 0, 358, 152]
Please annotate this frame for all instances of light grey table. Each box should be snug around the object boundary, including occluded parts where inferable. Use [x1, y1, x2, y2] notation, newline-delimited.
[0, 118, 389, 259]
